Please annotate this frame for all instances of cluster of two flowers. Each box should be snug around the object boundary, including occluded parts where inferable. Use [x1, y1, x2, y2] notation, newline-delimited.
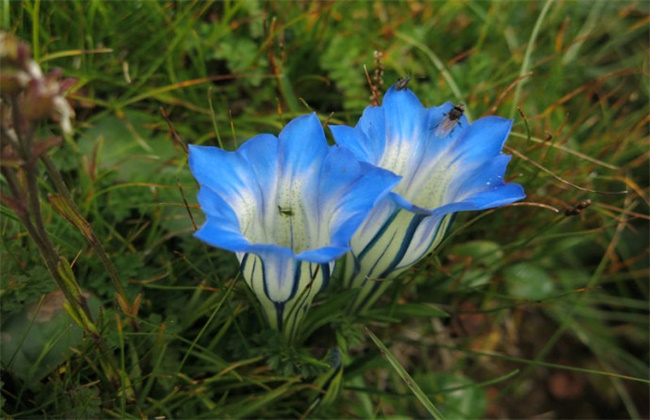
[189, 85, 525, 341]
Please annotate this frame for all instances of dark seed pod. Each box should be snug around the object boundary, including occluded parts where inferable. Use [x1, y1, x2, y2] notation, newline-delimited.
[564, 199, 592, 216]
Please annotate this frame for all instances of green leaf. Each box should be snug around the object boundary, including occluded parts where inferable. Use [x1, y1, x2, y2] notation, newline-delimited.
[300, 288, 359, 339]
[504, 262, 556, 300]
[77, 111, 178, 182]
[366, 328, 445, 420]
[0, 266, 55, 315]
[449, 240, 504, 266]
[0, 291, 91, 384]
[445, 240, 506, 288]
[414, 372, 487, 419]
[389, 303, 450, 319]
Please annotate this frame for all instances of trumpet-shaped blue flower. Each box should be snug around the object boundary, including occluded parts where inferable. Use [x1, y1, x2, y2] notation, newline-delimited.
[189, 114, 399, 340]
[330, 86, 526, 313]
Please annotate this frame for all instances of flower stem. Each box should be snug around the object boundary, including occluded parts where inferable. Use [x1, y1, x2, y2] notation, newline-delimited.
[41, 153, 132, 310]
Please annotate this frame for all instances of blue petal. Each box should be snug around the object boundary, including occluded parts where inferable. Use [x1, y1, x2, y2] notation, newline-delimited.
[381, 87, 427, 139]
[189, 144, 258, 203]
[238, 133, 282, 195]
[448, 116, 513, 161]
[330, 106, 386, 165]
[190, 113, 399, 263]
[190, 145, 261, 251]
[392, 115, 520, 212]
[432, 183, 525, 216]
[328, 125, 372, 163]
[195, 218, 250, 251]
[447, 154, 514, 199]
[278, 113, 329, 183]
[325, 159, 401, 246]
[376, 88, 429, 175]
[298, 147, 401, 262]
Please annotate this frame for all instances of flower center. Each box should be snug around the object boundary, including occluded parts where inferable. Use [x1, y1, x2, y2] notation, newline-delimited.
[242, 179, 312, 254]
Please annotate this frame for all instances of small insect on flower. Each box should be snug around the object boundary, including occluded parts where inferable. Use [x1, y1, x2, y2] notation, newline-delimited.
[434, 103, 465, 138]
[277, 205, 294, 217]
[394, 77, 411, 91]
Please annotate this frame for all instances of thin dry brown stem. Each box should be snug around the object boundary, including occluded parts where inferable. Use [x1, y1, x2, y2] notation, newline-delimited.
[490, 72, 534, 114]
[506, 145, 627, 195]
[160, 106, 189, 155]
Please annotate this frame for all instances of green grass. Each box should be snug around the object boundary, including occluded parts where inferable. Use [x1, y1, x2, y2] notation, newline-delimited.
[2, 1, 648, 418]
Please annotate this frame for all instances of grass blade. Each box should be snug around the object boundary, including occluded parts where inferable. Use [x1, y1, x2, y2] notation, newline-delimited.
[366, 328, 445, 420]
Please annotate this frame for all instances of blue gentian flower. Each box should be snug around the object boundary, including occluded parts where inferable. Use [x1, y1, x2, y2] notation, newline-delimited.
[189, 114, 399, 340]
[330, 86, 526, 313]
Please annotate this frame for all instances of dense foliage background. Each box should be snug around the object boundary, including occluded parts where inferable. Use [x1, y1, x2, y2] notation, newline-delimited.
[2, 1, 648, 418]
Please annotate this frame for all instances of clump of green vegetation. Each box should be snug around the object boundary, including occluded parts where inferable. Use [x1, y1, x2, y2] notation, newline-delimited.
[1, 1, 647, 418]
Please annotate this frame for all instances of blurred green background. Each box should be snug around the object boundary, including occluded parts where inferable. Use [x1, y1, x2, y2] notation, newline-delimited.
[1, 1, 648, 418]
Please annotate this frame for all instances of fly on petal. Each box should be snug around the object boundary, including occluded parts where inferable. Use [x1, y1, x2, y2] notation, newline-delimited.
[434, 103, 465, 138]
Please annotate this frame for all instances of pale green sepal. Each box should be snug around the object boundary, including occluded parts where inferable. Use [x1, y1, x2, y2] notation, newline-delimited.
[240, 252, 331, 342]
[344, 212, 455, 314]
